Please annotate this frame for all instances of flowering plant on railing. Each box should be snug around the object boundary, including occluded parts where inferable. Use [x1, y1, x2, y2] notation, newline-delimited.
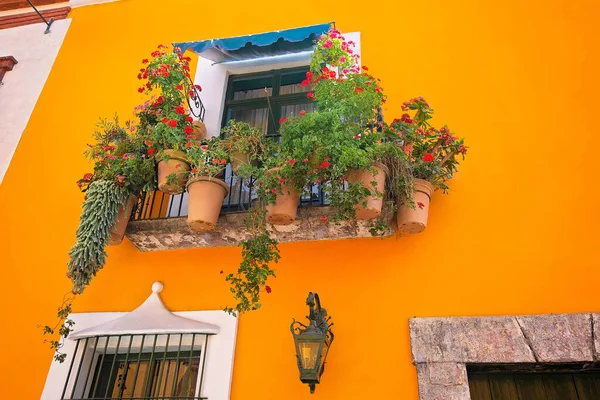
[306, 28, 386, 126]
[136, 45, 200, 154]
[77, 116, 156, 194]
[389, 97, 468, 192]
[186, 136, 228, 178]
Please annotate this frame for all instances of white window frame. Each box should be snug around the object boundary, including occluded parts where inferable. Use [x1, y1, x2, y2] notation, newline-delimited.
[41, 310, 238, 400]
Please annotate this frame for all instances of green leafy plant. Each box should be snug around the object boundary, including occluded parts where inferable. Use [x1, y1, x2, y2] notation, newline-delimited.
[219, 120, 266, 160]
[45, 116, 158, 362]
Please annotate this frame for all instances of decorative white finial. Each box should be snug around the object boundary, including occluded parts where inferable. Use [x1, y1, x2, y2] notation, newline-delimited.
[152, 281, 164, 293]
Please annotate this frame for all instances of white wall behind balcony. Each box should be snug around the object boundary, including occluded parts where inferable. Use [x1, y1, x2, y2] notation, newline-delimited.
[0, 19, 71, 185]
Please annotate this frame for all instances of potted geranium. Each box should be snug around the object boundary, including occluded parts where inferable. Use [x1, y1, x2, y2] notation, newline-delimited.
[277, 28, 389, 221]
[136, 44, 200, 194]
[219, 120, 265, 174]
[185, 136, 229, 232]
[390, 97, 468, 233]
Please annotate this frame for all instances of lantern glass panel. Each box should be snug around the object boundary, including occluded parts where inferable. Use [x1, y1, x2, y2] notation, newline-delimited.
[299, 341, 321, 369]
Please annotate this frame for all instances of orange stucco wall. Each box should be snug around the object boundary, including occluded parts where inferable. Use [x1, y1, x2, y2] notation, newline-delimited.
[0, 0, 599, 398]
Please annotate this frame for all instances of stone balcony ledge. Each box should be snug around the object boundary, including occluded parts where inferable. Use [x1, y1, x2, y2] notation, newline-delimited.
[125, 202, 395, 252]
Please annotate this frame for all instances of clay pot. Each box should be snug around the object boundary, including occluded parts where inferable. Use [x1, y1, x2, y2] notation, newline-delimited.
[186, 176, 229, 232]
[191, 121, 207, 140]
[265, 168, 300, 225]
[347, 162, 389, 220]
[108, 195, 137, 246]
[397, 179, 434, 234]
[157, 149, 190, 194]
[230, 150, 251, 174]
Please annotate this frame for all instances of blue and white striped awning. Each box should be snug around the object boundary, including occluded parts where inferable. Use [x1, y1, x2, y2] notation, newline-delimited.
[173, 22, 332, 63]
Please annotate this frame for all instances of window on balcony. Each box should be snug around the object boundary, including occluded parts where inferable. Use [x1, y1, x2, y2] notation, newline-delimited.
[132, 66, 323, 221]
[222, 66, 316, 137]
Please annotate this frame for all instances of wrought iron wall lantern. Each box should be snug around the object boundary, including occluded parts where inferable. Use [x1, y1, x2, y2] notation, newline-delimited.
[290, 292, 334, 394]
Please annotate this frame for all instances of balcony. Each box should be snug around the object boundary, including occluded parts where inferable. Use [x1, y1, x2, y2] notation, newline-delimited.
[125, 165, 395, 252]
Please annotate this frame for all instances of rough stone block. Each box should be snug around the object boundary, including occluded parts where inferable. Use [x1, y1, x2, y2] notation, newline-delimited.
[416, 363, 471, 400]
[125, 202, 396, 251]
[409, 316, 536, 363]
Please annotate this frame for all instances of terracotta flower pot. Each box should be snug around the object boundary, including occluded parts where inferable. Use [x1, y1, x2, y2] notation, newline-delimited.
[230, 150, 251, 174]
[157, 149, 190, 194]
[266, 168, 300, 225]
[186, 176, 229, 232]
[191, 121, 207, 140]
[397, 179, 434, 234]
[347, 162, 389, 220]
[108, 195, 137, 246]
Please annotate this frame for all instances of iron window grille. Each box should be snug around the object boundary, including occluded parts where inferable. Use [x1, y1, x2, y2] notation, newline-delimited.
[61, 333, 209, 400]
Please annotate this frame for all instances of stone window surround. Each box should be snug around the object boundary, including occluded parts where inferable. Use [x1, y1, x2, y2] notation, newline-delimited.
[409, 313, 600, 400]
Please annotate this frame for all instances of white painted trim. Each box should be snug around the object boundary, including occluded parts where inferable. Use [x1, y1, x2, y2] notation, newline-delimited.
[41, 310, 238, 400]
[0, 19, 72, 185]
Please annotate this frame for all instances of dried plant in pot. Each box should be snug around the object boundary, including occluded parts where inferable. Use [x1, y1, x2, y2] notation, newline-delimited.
[185, 136, 229, 232]
[219, 120, 265, 174]
[134, 45, 201, 194]
[387, 97, 468, 234]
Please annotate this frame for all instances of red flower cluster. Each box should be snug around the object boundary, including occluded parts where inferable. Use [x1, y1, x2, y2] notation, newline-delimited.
[401, 96, 429, 111]
[279, 117, 287, 124]
[299, 110, 306, 116]
[320, 157, 330, 169]
[265, 285, 272, 294]
[422, 153, 434, 162]
[168, 120, 177, 128]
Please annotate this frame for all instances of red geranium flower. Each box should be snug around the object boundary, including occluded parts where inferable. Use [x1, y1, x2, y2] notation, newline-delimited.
[362, 65, 368, 71]
[83, 173, 93, 182]
[162, 117, 169, 123]
[157, 96, 164, 104]
[265, 286, 272, 294]
[307, 92, 315, 100]
[271, 188, 277, 194]
[300, 110, 306, 116]
[142, 59, 149, 64]
[422, 153, 434, 162]
[355, 87, 364, 94]
[185, 116, 193, 122]
[147, 148, 155, 156]
[184, 125, 193, 134]
[321, 215, 328, 223]
[176, 85, 183, 90]
[279, 117, 287, 124]
[320, 160, 330, 169]
[288, 159, 296, 165]
[176, 106, 185, 115]
[200, 145, 208, 151]
[191, 167, 197, 173]
[168, 120, 177, 128]
[194, 84, 202, 91]
[137, 87, 144, 93]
